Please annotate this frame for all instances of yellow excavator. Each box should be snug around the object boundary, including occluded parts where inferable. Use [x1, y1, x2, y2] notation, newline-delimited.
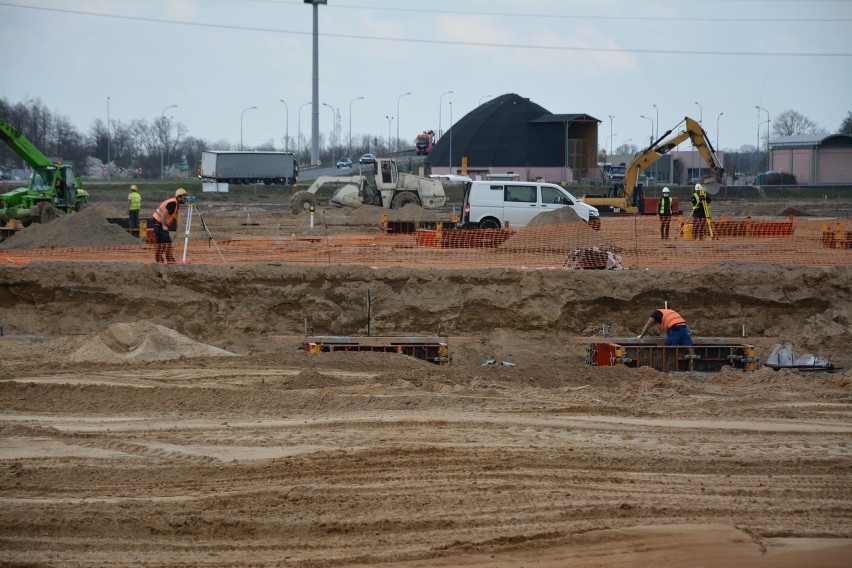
[582, 116, 724, 214]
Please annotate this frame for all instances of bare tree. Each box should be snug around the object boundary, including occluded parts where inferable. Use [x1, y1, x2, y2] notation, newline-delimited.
[839, 111, 852, 135]
[772, 110, 826, 137]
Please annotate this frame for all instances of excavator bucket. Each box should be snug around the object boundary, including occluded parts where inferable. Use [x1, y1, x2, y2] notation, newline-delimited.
[328, 184, 363, 208]
[702, 180, 721, 195]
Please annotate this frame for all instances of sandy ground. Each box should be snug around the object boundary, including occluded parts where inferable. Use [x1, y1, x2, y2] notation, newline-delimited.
[1, 191, 851, 567]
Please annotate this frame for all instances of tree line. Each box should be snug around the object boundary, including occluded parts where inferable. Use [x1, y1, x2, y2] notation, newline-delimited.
[0, 97, 403, 180]
[3, 97, 850, 181]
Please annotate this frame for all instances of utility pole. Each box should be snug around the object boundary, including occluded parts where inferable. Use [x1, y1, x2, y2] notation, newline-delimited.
[306, 1, 326, 166]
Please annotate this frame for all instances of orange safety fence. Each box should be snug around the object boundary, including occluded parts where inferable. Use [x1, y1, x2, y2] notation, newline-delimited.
[2, 216, 851, 270]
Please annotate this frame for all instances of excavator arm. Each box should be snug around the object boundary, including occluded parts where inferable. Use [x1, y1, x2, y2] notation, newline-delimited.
[582, 116, 725, 213]
[0, 119, 53, 169]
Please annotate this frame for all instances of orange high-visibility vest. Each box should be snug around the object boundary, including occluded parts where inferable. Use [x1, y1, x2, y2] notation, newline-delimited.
[658, 309, 687, 331]
[153, 197, 179, 227]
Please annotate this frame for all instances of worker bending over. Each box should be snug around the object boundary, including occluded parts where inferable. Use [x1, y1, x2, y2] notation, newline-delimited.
[152, 188, 188, 264]
[638, 307, 693, 346]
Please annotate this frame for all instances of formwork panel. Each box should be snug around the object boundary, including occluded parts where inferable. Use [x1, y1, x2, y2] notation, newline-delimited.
[587, 338, 757, 372]
[302, 336, 450, 365]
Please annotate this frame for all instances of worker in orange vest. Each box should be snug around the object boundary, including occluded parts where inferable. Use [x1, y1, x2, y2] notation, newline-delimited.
[152, 188, 188, 264]
[637, 307, 693, 346]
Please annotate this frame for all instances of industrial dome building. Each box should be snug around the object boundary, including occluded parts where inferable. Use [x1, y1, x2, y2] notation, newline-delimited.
[428, 93, 601, 183]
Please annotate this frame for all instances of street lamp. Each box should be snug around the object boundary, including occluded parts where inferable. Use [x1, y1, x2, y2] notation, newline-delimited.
[106, 96, 111, 180]
[348, 96, 364, 156]
[479, 94, 492, 106]
[694, 101, 703, 124]
[323, 102, 335, 165]
[608, 114, 614, 157]
[716, 112, 724, 149]
[448, 101, 453, 174]
[160, 104, 177, 179]
[385, 115, 393, 152]
[640, 115, 653, 146]
[438, 90, 453, 138]
[298, 101, 311, 156]
[240, 106, 257, 150]
[756, 105, 770, 169]
[279, 99, 289, 151]
[396, 92, 411, 152]
[651, 104, 659, 182]
[605, 134, 617, 157]
[652, 104, 659, 139]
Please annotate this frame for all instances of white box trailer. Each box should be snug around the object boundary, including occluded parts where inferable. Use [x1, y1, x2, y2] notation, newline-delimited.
[200, 151, 298, 185]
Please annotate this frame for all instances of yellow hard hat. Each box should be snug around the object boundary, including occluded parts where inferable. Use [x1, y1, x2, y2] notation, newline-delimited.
[175, 188, 187, 198]
[130, 184, 138, 191]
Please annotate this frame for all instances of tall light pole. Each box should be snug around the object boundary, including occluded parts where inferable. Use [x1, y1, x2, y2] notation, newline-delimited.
[323, 102, 335, 164]
[438, 90, 453, 138]
[448, 101, 453, 174]
[716, 112, 724, 149]
[298, 101, 310, 157]
[652, 104, 659, 139]
[694, 101, 703, 124]
[306, 1, 325, 166]
[385, 115, 393, 152]
[106, 96, 111, 180]
[160, 104, 177, 179]
[756, 105, 769, 170]
[396, 91, 411, 152]
[240, 106, 257, 151]
[479, 94, 491, 106]
[651, 104, 658, 181]
[640, 115, 653, 146]
[348, 96, 364, 156]
[279, 99, 289, 151]
[608, 114, 614, 157]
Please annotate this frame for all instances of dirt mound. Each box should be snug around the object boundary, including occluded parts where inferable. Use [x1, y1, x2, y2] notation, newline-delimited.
[68, 322, 236, 363]
[0, 203, 143, 250]
[526, 206, 583, 226]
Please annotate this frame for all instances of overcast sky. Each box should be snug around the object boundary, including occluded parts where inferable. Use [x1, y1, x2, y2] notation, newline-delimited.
[2, 0, 850, 156]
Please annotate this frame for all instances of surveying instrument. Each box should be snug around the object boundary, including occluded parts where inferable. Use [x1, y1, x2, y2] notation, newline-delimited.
[182, 196, 226, 263]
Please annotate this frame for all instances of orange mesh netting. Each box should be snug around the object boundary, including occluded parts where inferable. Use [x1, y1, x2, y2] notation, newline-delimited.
[2, 216, 850, 269]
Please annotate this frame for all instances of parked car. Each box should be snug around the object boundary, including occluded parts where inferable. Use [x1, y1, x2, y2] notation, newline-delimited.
[336, 157, 352, 168]
[754, 171, 798, 185]
[461, 180, 599, 229]
[359, 153, 377, 164]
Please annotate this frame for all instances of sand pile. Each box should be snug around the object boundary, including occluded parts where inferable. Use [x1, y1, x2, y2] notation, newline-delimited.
[69, 322, 236, 363]
[526, 206, 584, 226]
[0, 203, 144, 250]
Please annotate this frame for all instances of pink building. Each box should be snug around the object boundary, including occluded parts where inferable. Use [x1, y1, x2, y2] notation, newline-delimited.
[769, 134, 852, 184]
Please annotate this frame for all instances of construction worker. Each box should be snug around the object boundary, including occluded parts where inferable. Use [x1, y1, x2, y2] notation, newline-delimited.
[638, 307, 693, 346]
[658, 187, 673, 240]
[127, 184, 141, 231]
[691, 183, 712, 240]
[152, 188, 188, 264]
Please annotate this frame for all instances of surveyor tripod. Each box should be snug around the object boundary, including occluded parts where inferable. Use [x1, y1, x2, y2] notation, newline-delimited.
[182, 198, 226, 263]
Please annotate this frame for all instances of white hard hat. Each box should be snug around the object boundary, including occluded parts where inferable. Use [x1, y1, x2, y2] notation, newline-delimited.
[695, 183, 702, 191]
[662, 187, 670, 194]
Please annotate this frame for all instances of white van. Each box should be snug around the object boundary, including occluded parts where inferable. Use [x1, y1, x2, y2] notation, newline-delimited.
[461, 181, 600, 229]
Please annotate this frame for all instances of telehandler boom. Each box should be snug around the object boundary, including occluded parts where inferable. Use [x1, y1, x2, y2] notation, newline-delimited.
[0, 118, 88, 237]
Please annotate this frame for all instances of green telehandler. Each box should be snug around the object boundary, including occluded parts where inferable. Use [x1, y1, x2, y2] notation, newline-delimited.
[0, 118, 89, 240]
